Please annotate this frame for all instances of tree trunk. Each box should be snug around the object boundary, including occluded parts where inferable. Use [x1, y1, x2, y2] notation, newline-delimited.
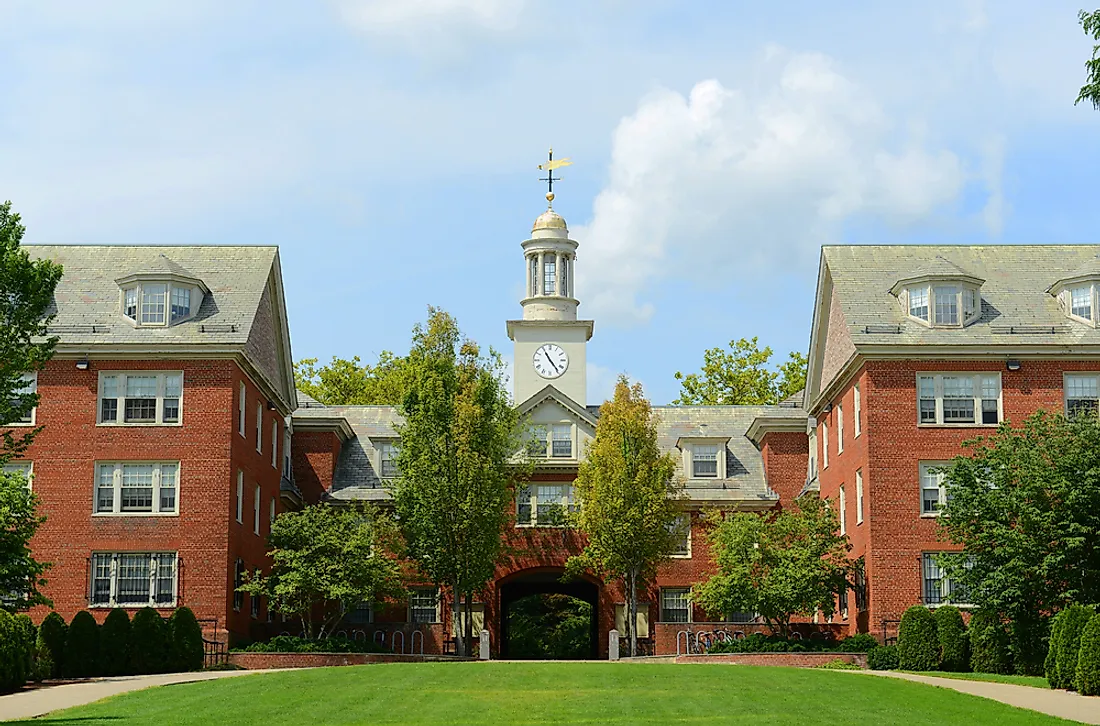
[452, 587, 465, 657]
[628, 570, 638, 658]
[464, 591, 474, 657]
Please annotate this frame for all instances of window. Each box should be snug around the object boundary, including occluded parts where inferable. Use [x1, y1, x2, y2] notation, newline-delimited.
[856, 470, 864, 525]
[409, 587, 439, 623]
[8, 372, 36, 425]
[95, 462, 178, 515]
[551, 424, 572, 458]
[1072, 286, 1093, 321]
[529, 255, 538, 296]
[124, 287, 137, 320]
[916, 373, 1001, 425]
[233, 559, 244, 611]
[255, 403, 263, 453]
[922, 553, 973, 606]
[853, 382, 861, 437]
[2, 461, 32, 489]
[251, 569, 261, 618]
[669, 513, 691, 558]
[839, 486, 846, 535]
[238, 382, 246, 435]
[452, 603, 486, 637]
[526, 426, 548, 458]
[839, 586, 849, 619]
[1066, 374, 1100, 417]
[692, 444, 719, 478]
[836, 405, 844, 454]
[614, 604, 651, 638]
[516, 484, 577, 526]
[170, 287, 191, 322]
[920, 462, 950, 516]
[854, 568, 867, 611]
[821, 423, 829, 468]
[807, 430, 817, 482]
[141, 283, 167, 324]
[660, 588, 691, 623]
[121, 281, 198, 326]
[90, 553, 177, 608]
[543, 255, 556, 296]
[271, 420, 278, 468]
[379, 441, 399, 478]
[236, 471, 244, 523]
[270, 497, 276, 525]
[283, 427, 292, 476]
[934, 286, 959, 325]
[347, 601, 374, 625]
[560, 255, 569, 297]
[908, 286, 929, 321]
[98, 372, 182, 425]
[253, 485, 261, 535]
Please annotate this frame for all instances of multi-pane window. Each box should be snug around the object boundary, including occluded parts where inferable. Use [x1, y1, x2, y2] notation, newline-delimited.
[283, 428, 292, 476]
[916, 373, 1000, 425]
[347, 601, 374, 625]
[543, 256, 556, 296]
[839, 486, 846, 535]
[124, 287, 138, 319]
[141, 283, 167, 324]
[236, 471, 244, 523]
[95, 462, 178, 515]
[8, 372, 36, 424]
[1072, 286, 1093, 321]
[529, 256, 539, 296]
[238, 382, 246, 435]
[660, 588, 691, 623]
[253, 485, 261, 535]
[836, 405, 844, 454]
[270, 497, 277, 525]
[839, 586, 849, 619]
[2, 462, 32, 489]
[853, 382, 861, 437]
[668, 514, 691, 557]
[90, 553, 177, 608]
[98, 372, 182, 425]
[233, 559, 245, 611]
[855, 470, 864, 525]
[854, 568, 868, 611]
[122, 282, 196, 326]
[526, 426, 548, 458]
[920, 462, 950, 516]
[379, 442, 399, 478]
[909, 286, 929, 321]
[807, 430, 817, 482]
[409, 587, 439, 623]
[170, 287, 191, 322]
[551, 424, 572, 458]
[692, 444, 719, 478]
[922, 553, 973, 606]
[934, 286, 959, 325]
[821, 423, 829, 468]
[560, 255, 569, 297]
[1066, 374, 1100, 417]
[255, 403, 263, 453]
[516, 484, 576, 526]
[271, 420, 279, 468]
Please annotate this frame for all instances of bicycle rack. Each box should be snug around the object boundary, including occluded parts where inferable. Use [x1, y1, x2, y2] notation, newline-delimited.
[391, 630, 406, 654]
[411, 629, 425, 655]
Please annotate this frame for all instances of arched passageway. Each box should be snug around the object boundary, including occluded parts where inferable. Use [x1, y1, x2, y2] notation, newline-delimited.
[498, 569, 600, 659]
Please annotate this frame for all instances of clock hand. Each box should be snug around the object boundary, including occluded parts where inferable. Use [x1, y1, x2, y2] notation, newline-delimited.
[544, 350, 560, 373]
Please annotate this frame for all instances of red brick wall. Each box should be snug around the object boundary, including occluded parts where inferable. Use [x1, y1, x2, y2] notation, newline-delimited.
[675, 651, 866, 667]
[759, 431, 809, 508]
[291, 430, 341, 504]
[228, 651, 472, 669]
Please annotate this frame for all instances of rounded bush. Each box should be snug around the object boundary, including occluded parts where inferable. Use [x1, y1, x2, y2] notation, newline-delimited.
[35, 612, 66, 679]
[1049, 605, 1094, 690]
[837, 633, 880, 653]
[99, 609, 132, 676]
[969, 611, 1013, 675]
[898, 605, 939, 671]
[129, 608, 169, 675]
[14, 615, 35, 683]
[64, 611, 100, 678]
[1074, 613, 1100, 695]
[934, 606, 969, 672]
[868, 645, 899, 670]
[0, 610, 23, 693]
[167, 607, 204, 672]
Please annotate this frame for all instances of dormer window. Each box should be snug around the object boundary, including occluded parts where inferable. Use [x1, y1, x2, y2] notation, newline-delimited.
[115, 255, 207, 328]
[678, 438, 729, 480]
[124, 288, 138, 320]
[141, 283, 167, 324]
[909, 287, 929, 321]
[892, 257, 984, 329]
[1053, 279, 1100, 326]
[171, 287, 191, 321]
[1072, 286, 1093, 321]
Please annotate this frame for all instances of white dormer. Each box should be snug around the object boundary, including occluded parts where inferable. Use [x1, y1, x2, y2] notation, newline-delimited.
[890, 257, 984, 329]
[115, 254, 208, 327]
[1049, 257, 1100, 327]
[676, 437, 731, 480]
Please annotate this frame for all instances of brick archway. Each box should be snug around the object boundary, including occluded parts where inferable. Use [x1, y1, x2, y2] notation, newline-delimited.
[497, 567, 600, 659]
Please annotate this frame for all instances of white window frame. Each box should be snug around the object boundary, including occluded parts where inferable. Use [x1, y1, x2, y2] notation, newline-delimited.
[409, 587, 440, 624]
[253, 484, 261, 535]
[669, 513, 691, 558]
[839, 485, 846, 535]
[920, 461, 951, 517]
[855, 469, 864, 525]
[377, 440, 399, 479]
[1068, 285, 1096, 323]
[1065, 373, 1100, 417]
[8, 372, 37, 426]
[94, 461, 179, 516]
[255, 402, 263, 453]
[821, 423, 829, 469]
[283, 426, 292, 477]
[807, 429, 818, 482]
[853, 382, 861, 437]
[120, 281, 196, 327]
[907, 284, 980, 328]
[97, 371, 183, 426]
[515, 483, 577, 527]
[682, 439, 727, 480]
[916, 372, 1002, 426]
[836, 405, 844, 454]
[271, 420, 279, 468]
[238, 382, 246, 436]
[236, 471, 244, 523]
[89, 552, 178, 608]
[550, 423, 573, 459]
[2, 461, 33, 490]
[270, 497, 277, 525]
[660, 588, 691, 624]
[922, 552, 974, 607]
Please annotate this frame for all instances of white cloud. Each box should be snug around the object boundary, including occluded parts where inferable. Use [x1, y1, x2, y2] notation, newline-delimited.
[334, 0, 525, 45]
[586, 362, 630, 405]
[572, 50, 977, 327]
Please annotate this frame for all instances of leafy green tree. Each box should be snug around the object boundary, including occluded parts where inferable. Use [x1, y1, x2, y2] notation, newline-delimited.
[937, 411, 1100, 674]
[1048, 605, 1093, 689]
[239, 503, 402, 640]
[507, 594, 592, 660]
[969, 610, 1013, 675]
[934, 605, 969, 672]
[695, 497, 851, 638]
[898, 605, 939, 671]
[98, 609, 131, 676]
[294, 352, 410, 405]
[566, 377, 683, 657]
[389, 308, 525, 657]
[167, 607, 204, 672]
[1076, 613, 1100, 695]
[35, 612, 65, 678]
[63, 611, 100, 678]
[673, 337, 807, 405]
[0, 471, 48, 612]
[1078, 10, 1100, 110]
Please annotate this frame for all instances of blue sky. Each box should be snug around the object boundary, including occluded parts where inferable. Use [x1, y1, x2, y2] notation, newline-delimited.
[2, 1, 1098, 404]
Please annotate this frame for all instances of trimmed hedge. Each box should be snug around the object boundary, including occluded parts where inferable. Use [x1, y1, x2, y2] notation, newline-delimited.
[14, 615, 35, 683]
[969, 611, 1013, 675]
[168, 607, 204, 672]
[934, 606, 969, 672]
[868, 644, 899, 670]
[0, 610, 31, 693]
[898, 606, 939, 671]
[99, 609, 132, 676]
[1075, 613, 1100, 696]
[1048, 605, 1093, 690]
[36, 612, 66, 679]
[706, 633, 878, 655]
[64, 611, 100, 678]
[130, 608, 169, 675]
[234, 635, 388, 654]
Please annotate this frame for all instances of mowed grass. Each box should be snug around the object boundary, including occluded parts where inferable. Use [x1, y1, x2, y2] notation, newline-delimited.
[903, 671, 1051, 689]
[8, 663, 1075, 726]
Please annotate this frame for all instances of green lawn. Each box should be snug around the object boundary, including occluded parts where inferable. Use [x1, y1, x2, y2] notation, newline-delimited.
[902, 671, 1051, 688]
[8, 663, 1074, 725]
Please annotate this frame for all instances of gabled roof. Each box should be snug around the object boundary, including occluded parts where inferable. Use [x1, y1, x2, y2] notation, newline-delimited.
[887, 255, 984, 295]
[293, 405, 403, 502]
[515, 384, 598, 427]
[1049, 255, 1100, 291]
[115, 253, 208, 291]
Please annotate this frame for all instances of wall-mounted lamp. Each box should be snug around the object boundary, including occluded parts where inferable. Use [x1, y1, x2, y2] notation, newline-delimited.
[822, 403, 833, 413]
[266, 400, 276, 411]
[1006, 359, 1022, 372]
[75, 358, 89, 371]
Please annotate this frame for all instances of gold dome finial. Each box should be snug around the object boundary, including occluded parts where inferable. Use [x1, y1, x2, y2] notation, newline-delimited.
[546, 191, 555, 206]
[537, 147, 572, 207]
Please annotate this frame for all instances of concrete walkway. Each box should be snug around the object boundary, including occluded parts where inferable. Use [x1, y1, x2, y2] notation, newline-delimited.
[0, 669, 278, 722]
[857, 670, 1100, 724]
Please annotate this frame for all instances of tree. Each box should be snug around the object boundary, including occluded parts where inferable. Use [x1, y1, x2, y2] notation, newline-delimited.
[934, 605, 969, 672]
[937, 411, 1100, 674]
[389, 307, 525, 657]
[673, 337, 807, 405]
[1078, 10, 1100, 110]
[969, 610, 1013, 675]
[0, 471, 48, 612]
[1048, 605, 1094, 689]
[694, 497, 851, 638]
[294, 352, 410, 405]
[239, 503, 402, 640]
[898, 605, 940, 671]
[566, 377, 683, 658]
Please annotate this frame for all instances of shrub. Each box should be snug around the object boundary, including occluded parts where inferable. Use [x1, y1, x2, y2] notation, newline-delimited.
[1010, 616, 1049, 676]
[934, 606, 969, 672]
[969, 611, 1013, 675]
[868, 644, 899, 671]
[1075, 613, 1100, 696]
[64, 611, 100, 678]
[233, 635, 386, 654]
[837, 633, 880, 653]
[30, 649, 53, 683]
[898, 606, 939, 671]
[99, 609, 132, 676]
[167, 607, 205, 672]
[14, 615, 35, 682]
[705, 633, 873, 655]
[129, 608, 169, 675]
[36, 612, 66, 679]
[815, 658, 862, 670]
[0, 610, 25, 693]
[1049, 605, 1094, 690]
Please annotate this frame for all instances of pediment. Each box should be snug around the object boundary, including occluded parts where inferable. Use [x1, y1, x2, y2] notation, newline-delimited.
[516, 384, 597, 431]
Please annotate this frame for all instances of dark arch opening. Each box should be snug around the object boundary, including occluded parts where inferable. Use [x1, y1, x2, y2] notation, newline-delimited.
[499, 570, 599, 659]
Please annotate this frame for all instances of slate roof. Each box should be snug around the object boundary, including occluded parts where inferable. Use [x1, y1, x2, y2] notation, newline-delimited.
[823, 245, 1100, 349]
[293, 405, 403, 502]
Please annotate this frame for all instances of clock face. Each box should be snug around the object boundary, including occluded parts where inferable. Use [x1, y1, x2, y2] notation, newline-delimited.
[533, 343, 569, 379]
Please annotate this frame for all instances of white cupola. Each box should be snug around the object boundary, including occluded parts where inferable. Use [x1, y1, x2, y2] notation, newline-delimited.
[521, 191, 579, 322]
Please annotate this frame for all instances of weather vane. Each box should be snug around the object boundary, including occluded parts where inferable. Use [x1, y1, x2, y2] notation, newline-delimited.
[537, 147, 572, 206]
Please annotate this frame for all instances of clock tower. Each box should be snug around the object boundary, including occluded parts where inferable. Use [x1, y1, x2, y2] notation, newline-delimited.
[507, 183, 593, 407]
